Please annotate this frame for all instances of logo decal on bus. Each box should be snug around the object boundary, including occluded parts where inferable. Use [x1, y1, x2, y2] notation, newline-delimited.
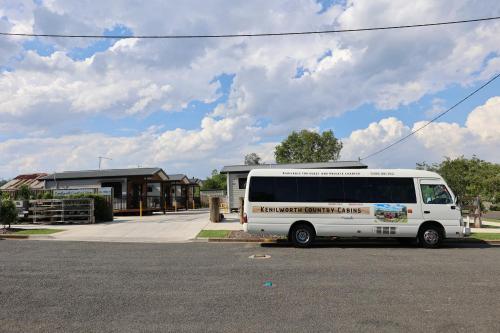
[252, 206, 371, 214]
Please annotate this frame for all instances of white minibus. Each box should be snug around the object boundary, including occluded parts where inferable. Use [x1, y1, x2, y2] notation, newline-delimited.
[243, 169, 470, 248]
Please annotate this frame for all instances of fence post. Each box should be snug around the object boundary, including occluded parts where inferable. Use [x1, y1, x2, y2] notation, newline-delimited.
[209, 197, 220, 223]
[239, 197, 245, 224]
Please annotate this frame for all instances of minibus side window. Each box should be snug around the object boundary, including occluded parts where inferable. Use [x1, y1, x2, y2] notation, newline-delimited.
[249, 177, 274, 202]
[297, 178, 321, 202]
[390, 178, 417, 203]
[420, 184, 452, 204]
[274, 177, 298, 202]
[343, 178, 368, 203]
[319, 178, 344, 202]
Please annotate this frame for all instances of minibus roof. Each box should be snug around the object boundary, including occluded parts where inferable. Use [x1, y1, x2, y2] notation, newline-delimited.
[248, 168, 442, 179]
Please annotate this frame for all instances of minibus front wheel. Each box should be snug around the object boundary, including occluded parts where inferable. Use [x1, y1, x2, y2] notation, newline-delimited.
[418, 222, 444, 249]
[289, 222, 316, 248]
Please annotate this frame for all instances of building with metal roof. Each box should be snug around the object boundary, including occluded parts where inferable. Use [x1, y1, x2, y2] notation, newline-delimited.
[43, 168, 169, 214]
[0, 173, 48, 191]
[41, 168, 204, 214]
[220, 161, 368, 211]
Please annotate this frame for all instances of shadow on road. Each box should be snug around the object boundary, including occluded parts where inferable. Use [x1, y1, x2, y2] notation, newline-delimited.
[261, 239, 496, 249]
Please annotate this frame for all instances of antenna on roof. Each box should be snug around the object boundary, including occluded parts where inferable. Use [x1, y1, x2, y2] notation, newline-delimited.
[98, 156, 112, 170]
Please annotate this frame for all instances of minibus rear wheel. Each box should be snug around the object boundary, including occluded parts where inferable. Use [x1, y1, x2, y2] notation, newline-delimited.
[290, 223, 315, 248]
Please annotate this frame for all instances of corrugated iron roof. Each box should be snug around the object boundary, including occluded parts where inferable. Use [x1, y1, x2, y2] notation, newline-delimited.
[0, 173, 48, 190]
[167, 174, 190, 183]
[42, 168, 168, 180]
[189, 177, 202, 185]
[220, 161, 367, 173]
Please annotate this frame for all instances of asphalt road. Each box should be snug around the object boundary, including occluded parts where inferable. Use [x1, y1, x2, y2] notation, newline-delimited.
[1, 240, 499, 333]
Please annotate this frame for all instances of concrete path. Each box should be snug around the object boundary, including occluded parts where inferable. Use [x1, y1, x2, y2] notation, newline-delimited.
[203, 213, 244, 231]
[18, 209, 211, 243]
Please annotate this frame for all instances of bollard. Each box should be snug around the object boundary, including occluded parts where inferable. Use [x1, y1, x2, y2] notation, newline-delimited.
[239, 197, 245, 224]
[209, 197, 220, 223]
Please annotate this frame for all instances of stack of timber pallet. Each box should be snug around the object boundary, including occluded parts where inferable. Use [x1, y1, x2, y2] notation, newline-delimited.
[29, 199, 95, 224]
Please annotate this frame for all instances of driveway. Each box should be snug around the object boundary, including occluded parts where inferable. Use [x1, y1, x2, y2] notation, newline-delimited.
[20, 209, 211, 243]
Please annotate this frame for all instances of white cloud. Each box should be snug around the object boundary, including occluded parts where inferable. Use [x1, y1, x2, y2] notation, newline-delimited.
[0, 115, 258, 178]
[464, 96, 500, 141]
[1, 96, 498, 178]
[342, 96, 500, 167]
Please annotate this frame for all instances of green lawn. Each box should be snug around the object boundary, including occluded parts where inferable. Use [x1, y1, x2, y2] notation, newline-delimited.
[14, 229, 64, 235]
[484, 218, 500, 223]
[197, 230, 230, 238]
[470, 233, 500, 241]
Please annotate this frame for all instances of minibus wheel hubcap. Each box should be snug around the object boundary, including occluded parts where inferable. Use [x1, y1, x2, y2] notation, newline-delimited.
[423, 230, 439, 244]
[296, 229, 310, 243]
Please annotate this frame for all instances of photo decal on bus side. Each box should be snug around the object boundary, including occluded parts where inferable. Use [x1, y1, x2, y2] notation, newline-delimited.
[374, 204, 408, 223]
[252, 206, 371, 214]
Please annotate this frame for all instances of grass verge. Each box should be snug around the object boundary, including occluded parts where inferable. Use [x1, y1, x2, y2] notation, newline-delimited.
[14, 229, 64, 235]
[197, 230, 231, 238]
[470, 233, 500, 241]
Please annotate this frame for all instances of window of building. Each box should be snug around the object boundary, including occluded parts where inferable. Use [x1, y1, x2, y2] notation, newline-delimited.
[238, 177, 247, 189]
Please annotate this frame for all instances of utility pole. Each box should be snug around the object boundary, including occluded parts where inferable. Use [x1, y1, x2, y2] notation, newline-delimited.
[98, 156, 112, 170]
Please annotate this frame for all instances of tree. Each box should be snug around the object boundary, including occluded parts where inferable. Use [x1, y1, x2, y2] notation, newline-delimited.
[0, 198, 17, 229]
[274, 129, 343, 164]
[17, 185, 32, 200]
[201, 169, 227, 191]
[417, 156, 500, 203]
[244, 153, 262, 165]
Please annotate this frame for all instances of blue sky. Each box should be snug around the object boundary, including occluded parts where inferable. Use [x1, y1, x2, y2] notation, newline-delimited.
[0, 0, 499, 179]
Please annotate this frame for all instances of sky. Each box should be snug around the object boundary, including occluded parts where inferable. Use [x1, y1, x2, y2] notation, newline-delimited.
[0, 0, 499, 179]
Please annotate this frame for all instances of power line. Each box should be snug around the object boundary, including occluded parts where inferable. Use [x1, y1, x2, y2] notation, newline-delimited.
[360, 72, 500, 161]
[1, 16, 500, 39]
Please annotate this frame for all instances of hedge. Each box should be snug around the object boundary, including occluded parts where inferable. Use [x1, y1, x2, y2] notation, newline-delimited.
[65, 194, 113, 222]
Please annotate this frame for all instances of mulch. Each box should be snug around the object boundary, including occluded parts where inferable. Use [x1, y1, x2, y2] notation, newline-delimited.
[228, 230, 283, 240]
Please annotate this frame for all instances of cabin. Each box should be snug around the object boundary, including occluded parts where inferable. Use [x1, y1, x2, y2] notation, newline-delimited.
[43, 168, 169, 214]
[188, 178, 203, 209]
[164, 174, 191, 210]
[220, 161, 368, 211]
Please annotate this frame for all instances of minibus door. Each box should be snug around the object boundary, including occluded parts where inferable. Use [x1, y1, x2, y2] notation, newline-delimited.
[418, 179, 457, 223]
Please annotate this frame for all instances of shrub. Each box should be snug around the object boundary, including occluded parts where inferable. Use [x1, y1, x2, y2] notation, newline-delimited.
[68, 194, 113, 222]
[1, 198, 17, 229]
[490, 204, 500, 211]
